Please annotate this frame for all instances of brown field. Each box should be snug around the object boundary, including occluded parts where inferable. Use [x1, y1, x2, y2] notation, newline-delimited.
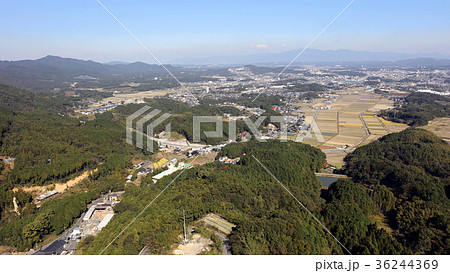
[358, 134, 382, 147]
[363, 115, 388, 135]
[342, 102, 376, 112]
[316, 123, 338, 140]
[315, 111, 338, 141]
[420, 118, 450, 141]
[368, 97, 395, 112]
[325, 135, 363, 147]
[323, 150, 348, 168]
[316, 111, 338, 119]
[301, 137, 321, 146]
[294, 90, 410, 166]
[378, 116, 408, 132]
[101, 89, 176, 104]
[339, 126, 366, 136]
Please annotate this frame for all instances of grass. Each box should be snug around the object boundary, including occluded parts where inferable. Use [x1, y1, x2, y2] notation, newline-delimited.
[420, 118, 450, 140]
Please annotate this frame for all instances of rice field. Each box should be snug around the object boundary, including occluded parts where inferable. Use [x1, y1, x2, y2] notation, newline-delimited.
[293, 90, 411, 166]
[420, 118, 450, 142]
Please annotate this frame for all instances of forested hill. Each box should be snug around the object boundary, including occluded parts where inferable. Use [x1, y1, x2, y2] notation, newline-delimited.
[344, 128, 449, 254]
[0, 84, 159, 251]
[0, 84, 146, 187]
[0, 84, 71, 112]
[382, 92, 450, 126]
[81, 140, 336, 254]
[81, 140, 401, 255]
[0, 56, 177, 91]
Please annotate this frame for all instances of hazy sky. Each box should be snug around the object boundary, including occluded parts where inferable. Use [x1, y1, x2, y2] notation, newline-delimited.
[1, 0, 449, 63]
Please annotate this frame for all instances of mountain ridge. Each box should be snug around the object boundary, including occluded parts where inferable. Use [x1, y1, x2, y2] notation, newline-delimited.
[171, 48, 450, 65]
[0, 55, 178, 91]
[1, 53, 449, 91]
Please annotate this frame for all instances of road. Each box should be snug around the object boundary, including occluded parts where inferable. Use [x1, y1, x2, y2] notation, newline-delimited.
[295, 110, 319, 142]
[32, 192, 122, 255]
[133, 128, 208, 150]
[216, 232, 232, 255]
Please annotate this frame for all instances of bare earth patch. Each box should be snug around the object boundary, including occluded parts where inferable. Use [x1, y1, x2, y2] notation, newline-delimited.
[172, 234, 213, 255]
[12, 168, 97, 195]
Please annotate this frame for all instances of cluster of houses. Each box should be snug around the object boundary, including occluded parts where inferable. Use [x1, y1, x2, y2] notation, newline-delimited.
[78, 98, 145, 115]
[312, 104, 332, 110]
[128, 157, 196, 184]
[218, 152, 243, 164]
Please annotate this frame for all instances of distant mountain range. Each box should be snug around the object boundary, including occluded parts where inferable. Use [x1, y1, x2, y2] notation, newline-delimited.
[1, 52, 450, 91]
[172, 48, 450, 65]
[0, 55, 178, 91]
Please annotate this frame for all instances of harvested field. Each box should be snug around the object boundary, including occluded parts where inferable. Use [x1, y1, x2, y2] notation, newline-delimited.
[323, 150, 348, 168]
[358, 134, 382, 147]
[420, 118, 450, 139]
[378, 117, 408, 132]
[326, 135, 363, 147]
[101, 90, 176, 104]
[296, 90, 410, 165]
[342, 102, 376, 112]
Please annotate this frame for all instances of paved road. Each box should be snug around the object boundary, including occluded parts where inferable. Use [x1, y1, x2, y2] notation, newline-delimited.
[216, 232, 232, 255]
[294, 110, 319, 142]
[32, 193, 122, 255]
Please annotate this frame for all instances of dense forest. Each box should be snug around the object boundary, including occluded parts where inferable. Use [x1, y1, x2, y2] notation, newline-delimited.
[0, 56, 232, 92]
[81, 140, 402, 255]
[344, 128, 449, 254]
[0, 85, 144, 251]
[201, 93, 284, 111]
[0, 84, 72, 112]
[115, 98, 254, 145]
[286, 83, 327, 93]
[81, 140, 337, 254]
[382, 92, 450, 126]
[0, 107, 134, 186]
[80, 129, 448, 255]
[0, 84, 276, 252]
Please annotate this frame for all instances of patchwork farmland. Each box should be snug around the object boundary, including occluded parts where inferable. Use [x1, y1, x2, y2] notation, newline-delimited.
[296, 90, 408, 167]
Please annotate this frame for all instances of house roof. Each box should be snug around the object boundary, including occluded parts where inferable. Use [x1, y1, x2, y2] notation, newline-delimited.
[153, 158, 168, 169]
[152, 168, 178, 180]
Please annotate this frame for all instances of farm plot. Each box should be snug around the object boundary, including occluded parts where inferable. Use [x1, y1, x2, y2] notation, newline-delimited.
[315, 111, 338, 140]
[363, 115, 388, 135]
[324, 112, 367, 148]
[323, 150, 348, 168]
[378, 117, 408, 132]
[368, 97, 395, 112]
[420, 118, 450, 142]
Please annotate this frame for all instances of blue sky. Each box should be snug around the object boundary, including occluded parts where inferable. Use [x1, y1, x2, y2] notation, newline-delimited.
[1, 0, 449, 62]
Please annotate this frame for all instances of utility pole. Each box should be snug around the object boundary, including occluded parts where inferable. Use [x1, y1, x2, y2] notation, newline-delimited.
[183, 209, 187, 244]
